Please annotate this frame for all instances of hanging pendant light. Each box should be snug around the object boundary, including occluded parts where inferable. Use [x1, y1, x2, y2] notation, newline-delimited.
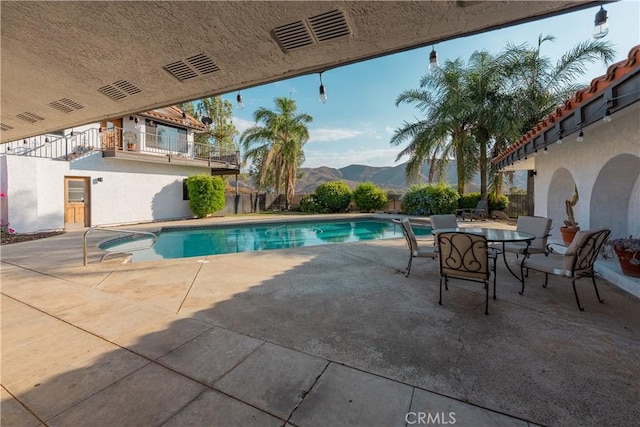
[182, 109, 189, 125]
[429, 46, 439, 72]
[603, 108, 612, 123]
[576, 129, 584, 142]
[593, 5, 609, 39]
[319, 73, 327, 104]
[556, 132, 563, 144]
[236, 92, 244, 110]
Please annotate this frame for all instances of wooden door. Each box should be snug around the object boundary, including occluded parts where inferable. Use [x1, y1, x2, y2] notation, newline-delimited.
[64, 177, 90, 228]
[101, 118, 123, 149]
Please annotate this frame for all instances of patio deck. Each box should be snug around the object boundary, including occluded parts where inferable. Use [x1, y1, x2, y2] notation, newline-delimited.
[1, 215, 638, 426]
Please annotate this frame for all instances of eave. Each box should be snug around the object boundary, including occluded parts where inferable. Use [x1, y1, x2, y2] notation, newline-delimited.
[493, 45, 640, 171]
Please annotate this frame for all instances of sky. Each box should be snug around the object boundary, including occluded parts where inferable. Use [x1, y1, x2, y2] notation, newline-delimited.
[220, 1, 640, 170]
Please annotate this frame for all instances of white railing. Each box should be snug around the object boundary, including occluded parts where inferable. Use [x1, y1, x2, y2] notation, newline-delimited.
[2, 127, 240, 166]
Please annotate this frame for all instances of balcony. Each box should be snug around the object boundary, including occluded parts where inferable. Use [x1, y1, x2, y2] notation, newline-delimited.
[1, 127, 241, 174]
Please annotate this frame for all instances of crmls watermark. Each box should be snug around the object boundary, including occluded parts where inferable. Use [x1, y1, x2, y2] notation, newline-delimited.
[405, 411, 457, 425]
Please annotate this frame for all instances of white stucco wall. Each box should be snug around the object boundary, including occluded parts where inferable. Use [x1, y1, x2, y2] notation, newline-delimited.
[1, 153, 209, 233]
[533, 107, 640, 239]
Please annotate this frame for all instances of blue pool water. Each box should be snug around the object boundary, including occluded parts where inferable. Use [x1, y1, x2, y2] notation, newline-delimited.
[100, 219, 432, 262]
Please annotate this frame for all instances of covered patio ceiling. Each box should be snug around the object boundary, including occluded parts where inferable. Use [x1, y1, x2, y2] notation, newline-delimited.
[1, 1, 603, 143]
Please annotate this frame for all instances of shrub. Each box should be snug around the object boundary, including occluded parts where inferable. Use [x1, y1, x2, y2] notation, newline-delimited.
[299, 194, 321, 213]
[186, 175, 225, 218]
[488, 193, 509, 211]
[353, 182, 388, 212]
[314, 181, 352, 213]
[401, 184, 459, 216]
[458, 192, 481, 209]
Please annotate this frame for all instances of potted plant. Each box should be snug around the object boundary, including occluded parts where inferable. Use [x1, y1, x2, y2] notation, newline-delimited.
[560, 184, 580, 244]
[123, 131, 137, 151]
[602, 236, 640, 278]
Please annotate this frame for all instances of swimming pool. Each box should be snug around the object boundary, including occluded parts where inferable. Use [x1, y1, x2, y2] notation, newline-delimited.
[100, 219, 432, 262]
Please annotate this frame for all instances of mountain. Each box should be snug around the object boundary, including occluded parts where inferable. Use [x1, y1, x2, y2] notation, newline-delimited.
[229, 162, 526, 194]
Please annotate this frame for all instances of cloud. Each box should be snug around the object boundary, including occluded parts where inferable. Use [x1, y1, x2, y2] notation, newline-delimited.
[385, 126, 395, 134]
[232, 116, 254, 134]
[309, 128, 365, 143]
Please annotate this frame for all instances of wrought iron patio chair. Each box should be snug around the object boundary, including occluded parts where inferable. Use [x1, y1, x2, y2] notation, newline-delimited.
[395, 218, 437, 277]
[437, 232, 496, 315]
[522, 228, 610, 311]
[430, 214, 458, 231]
[495, 215, 553, 292]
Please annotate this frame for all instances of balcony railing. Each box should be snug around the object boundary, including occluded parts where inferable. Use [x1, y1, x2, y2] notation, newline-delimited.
[1, 127, 240, 168]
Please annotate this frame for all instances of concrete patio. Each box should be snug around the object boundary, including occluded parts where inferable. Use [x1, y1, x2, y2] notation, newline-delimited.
[1, 215, 639, 426]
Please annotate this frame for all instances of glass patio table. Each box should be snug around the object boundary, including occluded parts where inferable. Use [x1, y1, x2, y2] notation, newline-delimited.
[434, 227, 535, 244]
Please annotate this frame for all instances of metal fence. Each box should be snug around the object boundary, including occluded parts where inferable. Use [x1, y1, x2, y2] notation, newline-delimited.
[221, 192, 530, 217]
[505, 194, 528, 218]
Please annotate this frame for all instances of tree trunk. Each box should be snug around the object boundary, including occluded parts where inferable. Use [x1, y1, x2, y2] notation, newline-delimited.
[455, 136, 466, 196]
[477, 130, 488, 199]
[527, 170, 535, 215]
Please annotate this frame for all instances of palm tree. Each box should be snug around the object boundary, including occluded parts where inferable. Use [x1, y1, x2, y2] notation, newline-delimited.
[240, 97, 312, 209]
[502, 35, 616, 135]
[392, 59, 476, 195]
[393, 36, 615, 200]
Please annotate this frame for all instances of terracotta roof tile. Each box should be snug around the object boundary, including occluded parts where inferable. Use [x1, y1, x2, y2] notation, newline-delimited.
[140, 105, 208, 131]
[492, 44, 640, 164]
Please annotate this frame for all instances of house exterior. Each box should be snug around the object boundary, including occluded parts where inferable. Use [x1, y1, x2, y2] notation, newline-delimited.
[0, 106, 240, 233]
[493, 45, 640, 242]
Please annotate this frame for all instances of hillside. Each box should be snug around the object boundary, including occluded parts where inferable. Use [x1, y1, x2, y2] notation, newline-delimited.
[229, 162, 526, 194]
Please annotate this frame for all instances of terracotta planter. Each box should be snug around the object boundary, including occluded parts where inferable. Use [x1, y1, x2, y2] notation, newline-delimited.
[560, 226, 580, 245]
[614, 247, 640, 278]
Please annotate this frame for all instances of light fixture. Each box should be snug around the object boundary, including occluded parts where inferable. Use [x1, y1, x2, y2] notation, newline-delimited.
[319, 73, 327, 104]
[236, 92, 244, 110]
[201, 117, 213, 127]
[577, 129, 584, 142]
[182, 109, 189, 125]
[603, 108, 612, 123]
[593, 5, 609, 39]
[130, 116, 141, 129]
[45, 137, 50, 144]
[543, 146, 549, 154]
[557, 132, 563, 144]
[429, 46, 439, 72]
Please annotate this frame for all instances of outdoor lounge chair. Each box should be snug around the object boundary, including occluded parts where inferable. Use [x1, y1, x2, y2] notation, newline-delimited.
[395, 218, 437, 277]
[454, 200, 488, 221]
[430, 214, 458, 231]
[437, 232, 496, 315]
[522, 228, 610, 311]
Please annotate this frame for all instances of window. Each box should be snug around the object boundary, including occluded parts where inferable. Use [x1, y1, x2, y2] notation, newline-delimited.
[67, 180, 86, 202]
[145, 120, 188, 152]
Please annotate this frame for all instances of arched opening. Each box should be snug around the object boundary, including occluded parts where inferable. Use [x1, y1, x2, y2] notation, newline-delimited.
[590, 153, 640, 238]
[547, 168, 576, 232]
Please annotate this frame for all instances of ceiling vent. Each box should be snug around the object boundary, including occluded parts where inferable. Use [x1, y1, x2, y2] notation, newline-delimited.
[49, 98, 85, 113]
[273, 21, 314, 51]
[273, 9, 351, 52]
[164, 53, 220, 82]
[0, 123, 14, 131]
[98, 80, 141, 101]
[308, 9, 351, 42]
[16, 112, 45, 123]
